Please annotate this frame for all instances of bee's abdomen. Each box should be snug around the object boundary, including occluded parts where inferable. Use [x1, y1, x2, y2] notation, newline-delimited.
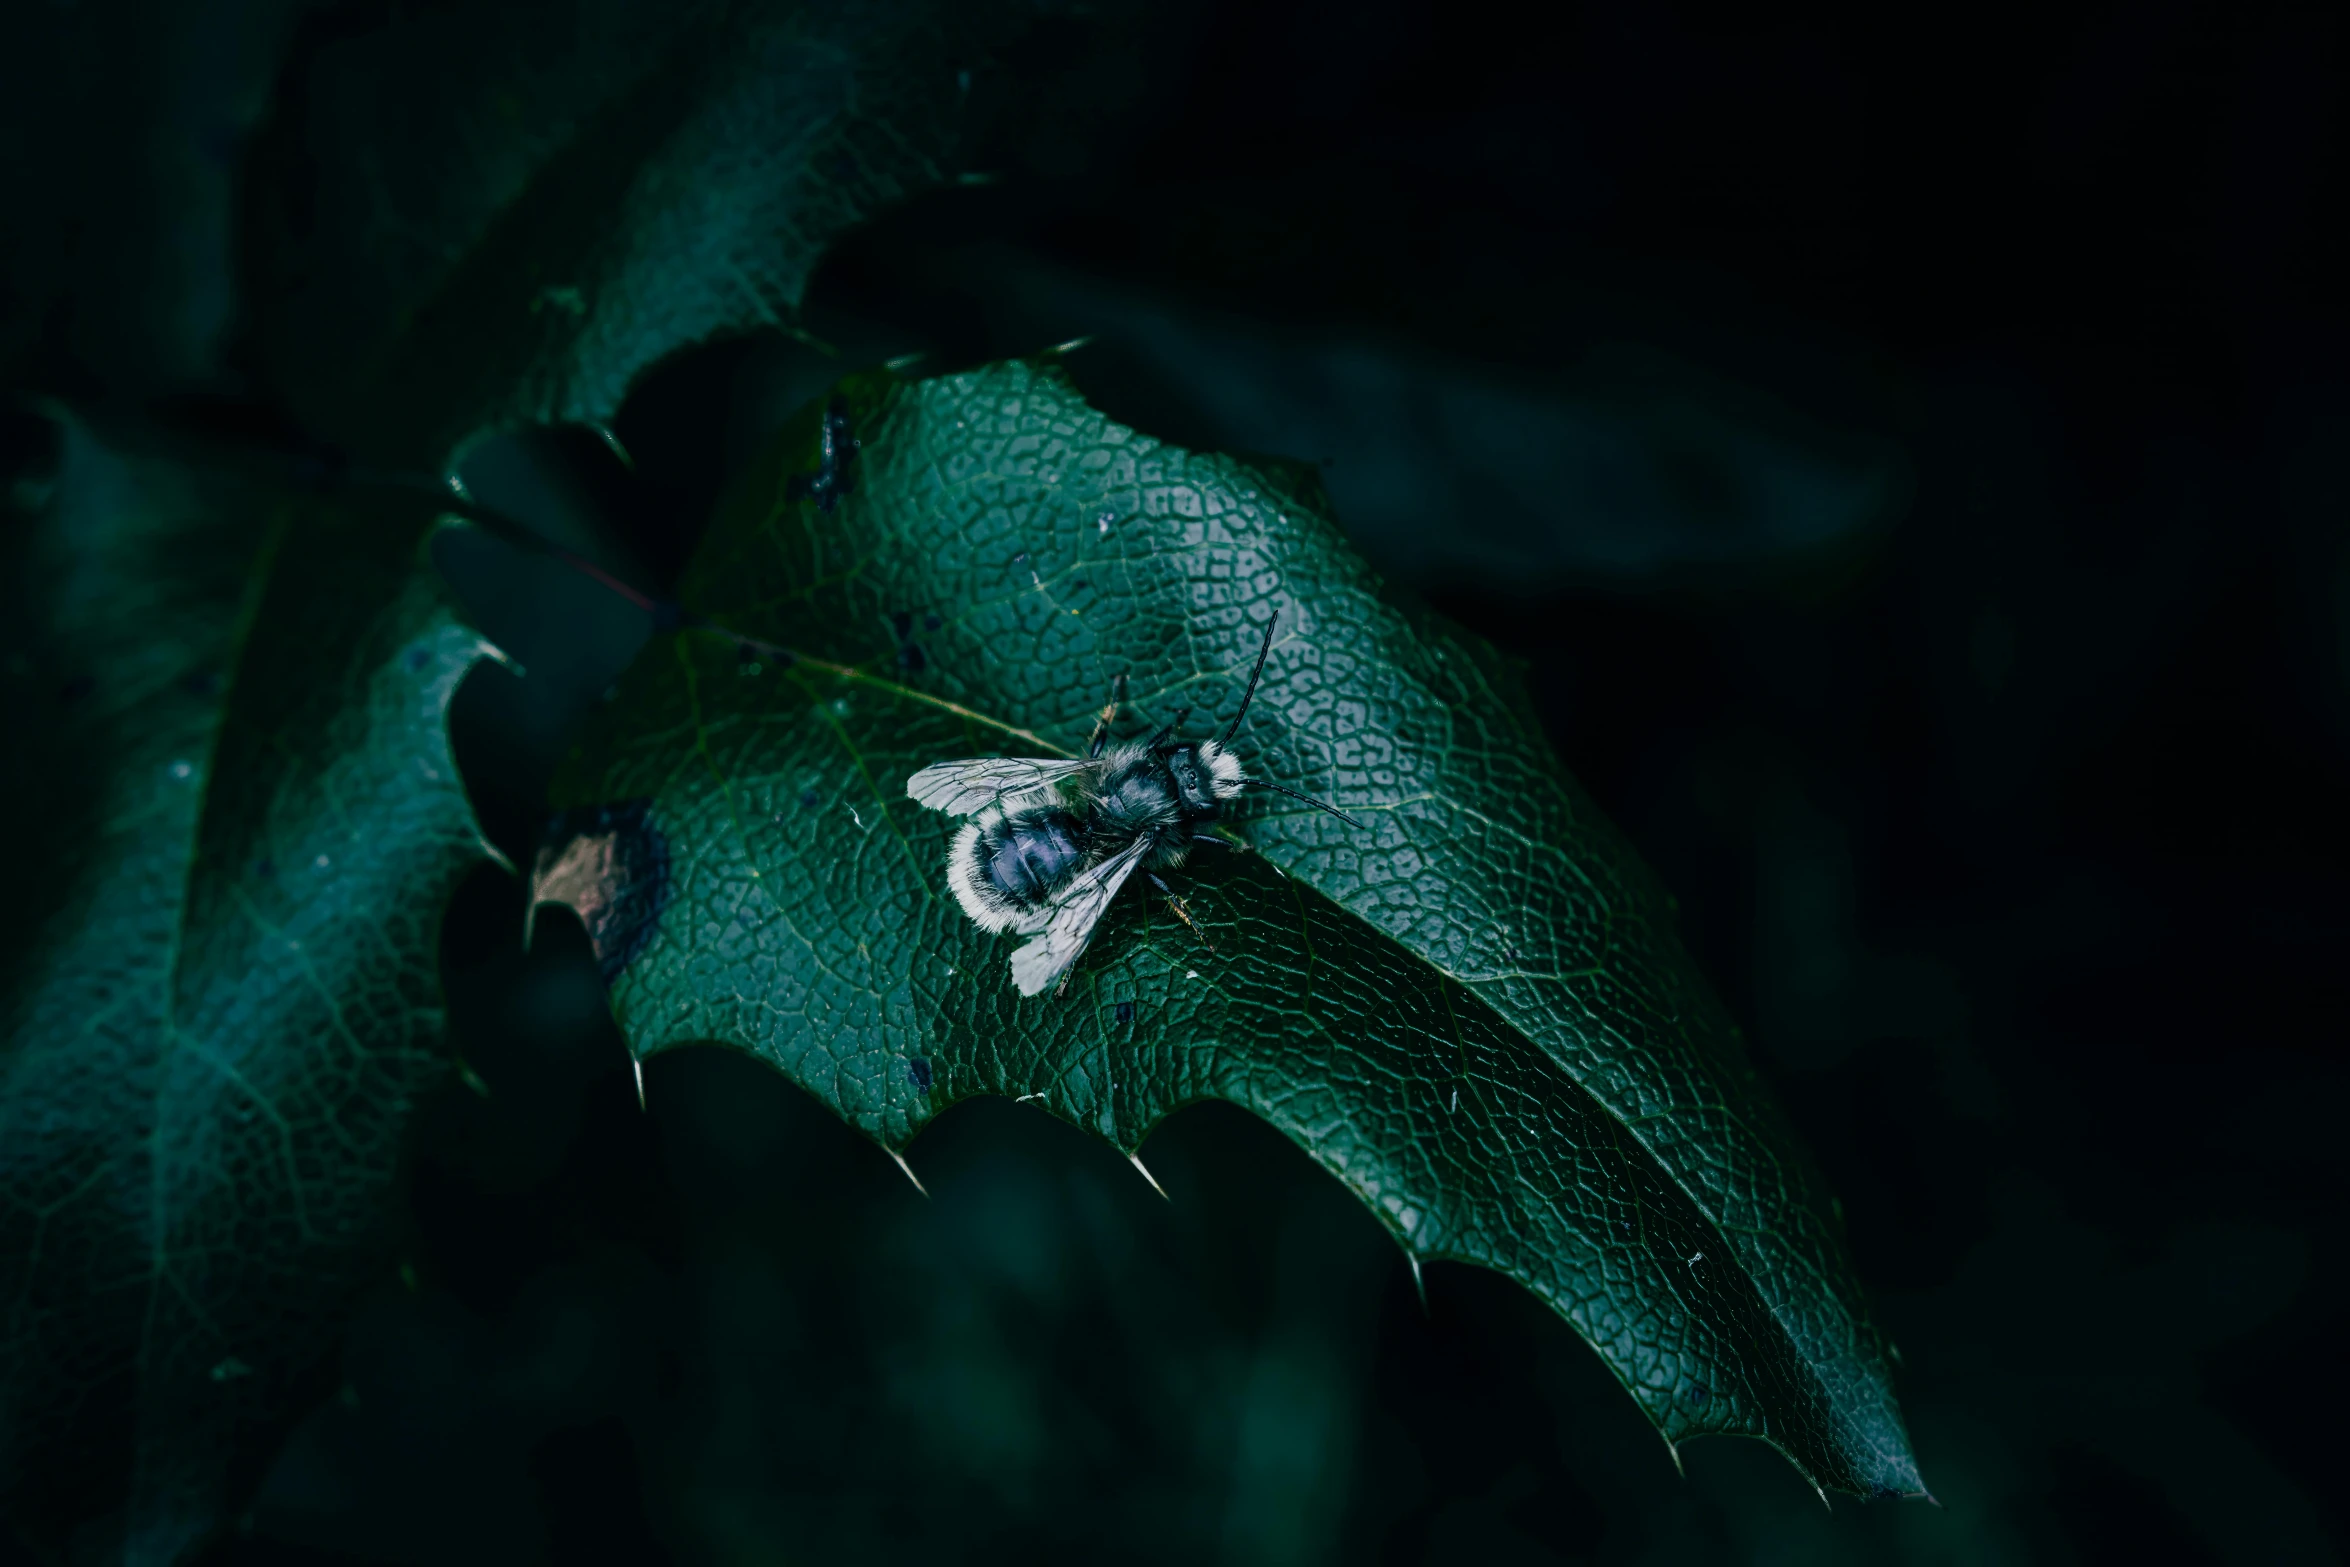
[986, 809, 1087, 905]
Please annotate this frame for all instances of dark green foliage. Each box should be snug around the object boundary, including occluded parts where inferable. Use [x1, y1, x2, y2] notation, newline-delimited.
[0, 1, 1954, 1553]
[244, 0, 1049, 466]
[539, 363, 1922, 1496]
[0, 415, 491, 1561]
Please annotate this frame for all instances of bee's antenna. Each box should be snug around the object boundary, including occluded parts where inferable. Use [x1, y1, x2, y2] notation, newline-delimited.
[1246, 778, 1367, 831]
[1144, 706, 1191, 749]
[1220, 617, 1280, 748]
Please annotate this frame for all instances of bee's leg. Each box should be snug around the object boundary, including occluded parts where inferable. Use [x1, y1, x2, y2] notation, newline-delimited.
[1141, 707, 1190, 750]
[1146, 871, 1213, 951]
[1087, 673, 1127, 758]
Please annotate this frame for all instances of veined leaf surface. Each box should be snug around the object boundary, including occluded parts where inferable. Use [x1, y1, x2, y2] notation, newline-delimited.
[0, 416, 494, 1561]
[536, 361, 1924, 1497]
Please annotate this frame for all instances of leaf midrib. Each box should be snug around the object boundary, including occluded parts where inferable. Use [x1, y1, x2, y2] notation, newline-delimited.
[132, 501, 290, 1512]
[697, 623, 1070, 756]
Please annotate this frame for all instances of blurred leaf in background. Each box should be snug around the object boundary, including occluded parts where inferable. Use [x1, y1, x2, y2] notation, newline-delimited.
[242, 0, 1063, 467]
[0, 409, 490, 1562]
[815, 245, 1913, 593]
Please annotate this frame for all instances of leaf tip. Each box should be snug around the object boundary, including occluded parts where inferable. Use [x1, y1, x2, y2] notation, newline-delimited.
[587, 422, 634, 471]
[479, 835, 517, 877]
[475, 636, 522, 677]
[888, 1148, 930, 1198]
[1127, 1152, 1170, 1202]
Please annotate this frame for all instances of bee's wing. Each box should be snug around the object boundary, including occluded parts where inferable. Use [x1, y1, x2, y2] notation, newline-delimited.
[1009, 836, 1151, 997]
[905, 756, 1091, 818]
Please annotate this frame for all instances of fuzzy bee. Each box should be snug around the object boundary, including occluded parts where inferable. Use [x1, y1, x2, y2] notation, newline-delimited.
[905, 618, 1363, 996]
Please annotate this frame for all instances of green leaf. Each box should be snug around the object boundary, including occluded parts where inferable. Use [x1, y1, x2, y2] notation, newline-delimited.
[0, 413, 494, 1562]
[535, 361, 1924, 1497]
[244, 0, 1053, 466]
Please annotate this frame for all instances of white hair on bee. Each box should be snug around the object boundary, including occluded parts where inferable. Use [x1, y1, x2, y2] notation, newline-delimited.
[946, 817, 1058, 935]
[945, 821, 1024, 934]
[1196, 739, 1246, 801]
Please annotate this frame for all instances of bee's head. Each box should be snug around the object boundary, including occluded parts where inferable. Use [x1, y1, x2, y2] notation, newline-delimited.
[1164, 741, 1246, 813]
[1189, 739, 1247, 804]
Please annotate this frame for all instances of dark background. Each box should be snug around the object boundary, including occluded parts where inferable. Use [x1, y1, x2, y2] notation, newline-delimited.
[14, 1, 2350, 1562]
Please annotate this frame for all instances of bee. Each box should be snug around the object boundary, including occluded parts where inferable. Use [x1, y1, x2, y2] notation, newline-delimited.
[905, 618, 1364, 996]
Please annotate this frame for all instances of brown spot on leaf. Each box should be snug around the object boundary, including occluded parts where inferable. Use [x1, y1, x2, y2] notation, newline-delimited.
[530, 800, 673, 983]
